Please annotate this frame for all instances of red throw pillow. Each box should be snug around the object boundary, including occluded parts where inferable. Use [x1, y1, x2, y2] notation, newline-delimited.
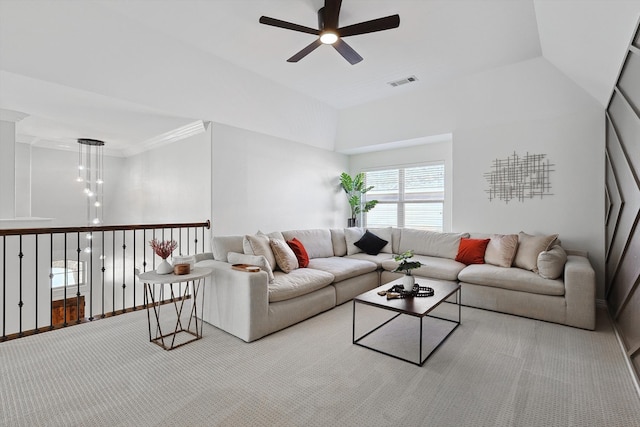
[455, 238, 491, 265]
[286, 238, 309, 268]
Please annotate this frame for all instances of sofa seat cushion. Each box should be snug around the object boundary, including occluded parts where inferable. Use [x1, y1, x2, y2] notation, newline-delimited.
[345, 253, 394, 269]
[458, 264, 565, 296]
[381, 255, 466, 281]
[269, 268, 335, 303]
[307, 257, 377, 282]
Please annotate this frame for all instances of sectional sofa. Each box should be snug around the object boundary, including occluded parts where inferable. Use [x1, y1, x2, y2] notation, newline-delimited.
[194, 227, 596, 342]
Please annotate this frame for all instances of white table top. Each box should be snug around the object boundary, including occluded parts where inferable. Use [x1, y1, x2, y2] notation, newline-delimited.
[138, 266, 212, 284]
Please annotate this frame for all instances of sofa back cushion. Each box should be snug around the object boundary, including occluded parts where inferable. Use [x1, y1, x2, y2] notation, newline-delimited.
[281, 229, 334, 259]
[330, 228, 347, 257]
[399, 229, 470, 259]
[212, 235, 244, 262]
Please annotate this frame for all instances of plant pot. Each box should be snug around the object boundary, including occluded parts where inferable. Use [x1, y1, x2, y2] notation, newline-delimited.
[402, 274, 415, 292]
[156, 259, 173, 275]
[347, 218, 357, 228]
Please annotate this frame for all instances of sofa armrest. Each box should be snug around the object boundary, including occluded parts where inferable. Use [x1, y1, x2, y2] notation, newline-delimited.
[563, 255, 596, 330]
[194, 252, 214, 263]
[195, 258, 270, 342]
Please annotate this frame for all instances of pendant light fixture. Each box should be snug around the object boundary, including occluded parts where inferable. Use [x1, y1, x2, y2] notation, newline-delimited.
[76, 138, 105, 225]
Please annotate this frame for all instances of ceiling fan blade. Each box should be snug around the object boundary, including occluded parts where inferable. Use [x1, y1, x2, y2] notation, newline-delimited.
[333, 39, 363, 65]
[259, 16, 320, 36]
[338, 14, 400, 38]
[287, 39, 323, 62]
[323, 0, 342, 29]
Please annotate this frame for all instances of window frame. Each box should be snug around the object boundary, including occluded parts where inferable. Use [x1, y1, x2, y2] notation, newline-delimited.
[362, 161, 446, 231]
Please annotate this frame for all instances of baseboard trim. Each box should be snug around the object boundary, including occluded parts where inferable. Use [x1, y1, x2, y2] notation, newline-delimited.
[602, 300, 640, 400]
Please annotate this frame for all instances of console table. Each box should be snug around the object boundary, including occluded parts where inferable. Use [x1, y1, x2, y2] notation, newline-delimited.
[138, 267, 212, 350]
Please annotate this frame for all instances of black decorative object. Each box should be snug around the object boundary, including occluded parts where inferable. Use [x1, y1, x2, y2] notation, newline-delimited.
[377, 284, 434, 299]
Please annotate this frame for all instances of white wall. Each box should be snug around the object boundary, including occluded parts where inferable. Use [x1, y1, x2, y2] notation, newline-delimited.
[29, 145, 124, 227]
[336, 57, 606, 297]
[348, 141, 453, 231]
[109, 130, 211, 225]
[211, 123, 349, 235]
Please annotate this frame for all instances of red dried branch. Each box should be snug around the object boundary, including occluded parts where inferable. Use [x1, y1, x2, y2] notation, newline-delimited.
[149, 239, 177, 259]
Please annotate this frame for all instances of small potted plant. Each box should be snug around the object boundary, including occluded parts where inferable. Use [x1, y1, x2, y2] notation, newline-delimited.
[149, 238, 178, 274]
[393, 250, 422, 292]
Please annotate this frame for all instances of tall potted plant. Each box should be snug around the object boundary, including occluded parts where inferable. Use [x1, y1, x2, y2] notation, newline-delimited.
[340, 172, 378, 227]
[393, 250, 422, 292]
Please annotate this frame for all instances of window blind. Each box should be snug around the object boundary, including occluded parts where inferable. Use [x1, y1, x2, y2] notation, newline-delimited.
[364, 163, 445, 231]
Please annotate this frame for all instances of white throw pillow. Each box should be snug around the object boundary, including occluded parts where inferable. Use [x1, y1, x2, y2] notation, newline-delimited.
[537, 246, 567, 280]
[243, 232, 276, 271]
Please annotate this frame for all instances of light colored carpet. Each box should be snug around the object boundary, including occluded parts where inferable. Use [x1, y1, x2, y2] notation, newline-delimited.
[1, 302, 639, 427]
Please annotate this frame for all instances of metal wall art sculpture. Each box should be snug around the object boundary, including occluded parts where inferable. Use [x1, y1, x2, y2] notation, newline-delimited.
[484, 152, 554, 203]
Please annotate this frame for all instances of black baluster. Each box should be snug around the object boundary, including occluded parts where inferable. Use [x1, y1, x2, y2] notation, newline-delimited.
[2, 236, 6, 341]
[76, 232, 81, 324]
[142, 229, 147, 273]
[34, 235, 39, 334]
[112, 230, 115, 316]
[49, 234, 53, 330]
[194, 226, 198, 256]
[122, 230, 126, 311]
[63, 233, 68, 327]
[101, 230, 105, 319]
[133, 230, 136, 310]
[89, 230, 94, 321]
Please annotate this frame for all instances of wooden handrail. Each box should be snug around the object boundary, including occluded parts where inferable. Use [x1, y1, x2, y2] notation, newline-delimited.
[0, 220, 210, 236]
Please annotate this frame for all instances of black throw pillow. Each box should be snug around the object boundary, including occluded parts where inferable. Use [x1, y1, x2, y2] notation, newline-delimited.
[354, 230, 388, 255]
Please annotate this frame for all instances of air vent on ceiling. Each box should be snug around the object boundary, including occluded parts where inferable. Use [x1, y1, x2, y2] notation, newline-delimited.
[388, 75, 418, 87]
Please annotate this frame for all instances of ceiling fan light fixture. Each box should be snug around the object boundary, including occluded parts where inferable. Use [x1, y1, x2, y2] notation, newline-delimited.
[320, 31, 338, 44]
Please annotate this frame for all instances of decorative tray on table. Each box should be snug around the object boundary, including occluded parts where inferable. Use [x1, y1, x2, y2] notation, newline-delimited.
[377, 284, 435, 299]
[232, 264, 261, 273]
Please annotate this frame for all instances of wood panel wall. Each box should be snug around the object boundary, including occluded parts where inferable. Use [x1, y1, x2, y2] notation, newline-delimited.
[606, 17, 640, 381]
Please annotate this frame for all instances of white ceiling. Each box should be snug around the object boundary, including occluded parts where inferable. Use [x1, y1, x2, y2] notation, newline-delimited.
[0, 0, 638, 155]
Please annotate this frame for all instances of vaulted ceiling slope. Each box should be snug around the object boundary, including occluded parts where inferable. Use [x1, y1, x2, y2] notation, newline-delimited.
[0, 0, 638, 154]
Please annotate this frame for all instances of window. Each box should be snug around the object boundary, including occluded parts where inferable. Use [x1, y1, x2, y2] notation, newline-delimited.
[364, 163, 445, 231]
[51, 260, 84, 289]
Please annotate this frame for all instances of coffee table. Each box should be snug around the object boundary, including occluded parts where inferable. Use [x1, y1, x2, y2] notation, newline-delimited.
[352, 278, 461, 366]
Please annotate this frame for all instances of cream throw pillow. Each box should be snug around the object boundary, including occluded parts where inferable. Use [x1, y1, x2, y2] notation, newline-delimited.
[537, 246, 567, 279]
[243, 232, 276, 271]
[513, 232, 558, 272]
[269, 238, 299, 273]
[484, 234, 519, 268]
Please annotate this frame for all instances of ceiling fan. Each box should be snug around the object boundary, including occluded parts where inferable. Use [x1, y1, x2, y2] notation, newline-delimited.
[259, 0, 400, 65]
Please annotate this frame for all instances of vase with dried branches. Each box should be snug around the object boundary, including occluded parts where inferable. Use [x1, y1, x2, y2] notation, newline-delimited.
[150, 238, 178, 274]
